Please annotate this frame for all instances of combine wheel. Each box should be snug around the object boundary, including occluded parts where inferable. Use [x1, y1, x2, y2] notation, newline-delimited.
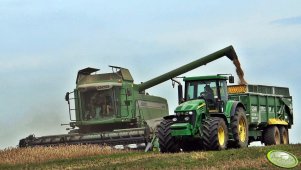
[263, 126, 281, 145]
[279, 126, 289, 144]
[157, 119, 180, 153]
[230, 107, 249, 148]
[203, 117, 228, 150]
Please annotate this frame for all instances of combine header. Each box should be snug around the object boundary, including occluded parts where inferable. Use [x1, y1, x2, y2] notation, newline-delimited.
[19, 46, 252, 149]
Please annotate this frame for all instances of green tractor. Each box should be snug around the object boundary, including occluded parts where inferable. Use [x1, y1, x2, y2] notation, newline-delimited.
[158, 75, 293, 152]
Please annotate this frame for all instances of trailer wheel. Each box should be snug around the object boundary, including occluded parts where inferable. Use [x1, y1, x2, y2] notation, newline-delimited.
[279, 126, 289, 144]
[230, 107, 249, 148]
[263, 126, 281, 145]
[203, 117, 228, 150]
[157, 119, 180, 153]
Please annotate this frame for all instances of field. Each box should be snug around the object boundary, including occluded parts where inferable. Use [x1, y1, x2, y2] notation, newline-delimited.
[0, 144, 300, 170]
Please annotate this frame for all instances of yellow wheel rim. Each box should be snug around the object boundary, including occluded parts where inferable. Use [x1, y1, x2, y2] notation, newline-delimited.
[283, 129, 288, 144]
[238, 118, 247, 142]
[218, 126, 225, 146]
[275, 130, 280, 145]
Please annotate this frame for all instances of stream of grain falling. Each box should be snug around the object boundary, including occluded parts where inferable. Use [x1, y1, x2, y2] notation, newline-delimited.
[232, 59, 247, 85]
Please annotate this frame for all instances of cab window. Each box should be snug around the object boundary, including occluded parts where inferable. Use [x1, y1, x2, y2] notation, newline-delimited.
[219, 80, 228, 102]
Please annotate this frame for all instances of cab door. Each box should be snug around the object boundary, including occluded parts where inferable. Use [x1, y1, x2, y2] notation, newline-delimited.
[218, 80, 229, 113]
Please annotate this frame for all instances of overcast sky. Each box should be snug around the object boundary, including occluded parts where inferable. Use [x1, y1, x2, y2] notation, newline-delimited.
[1, 1, 301, 149]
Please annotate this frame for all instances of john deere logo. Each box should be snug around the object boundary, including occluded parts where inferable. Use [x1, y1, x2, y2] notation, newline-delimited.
[267, 150, 299, 168]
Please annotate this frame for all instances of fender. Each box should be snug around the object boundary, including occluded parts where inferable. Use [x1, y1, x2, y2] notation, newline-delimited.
[230, 101, 246, 117]
[210, 113, 229, 125]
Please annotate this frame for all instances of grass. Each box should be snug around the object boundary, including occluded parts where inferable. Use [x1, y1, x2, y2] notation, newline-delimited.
[0, 144, 300, 170]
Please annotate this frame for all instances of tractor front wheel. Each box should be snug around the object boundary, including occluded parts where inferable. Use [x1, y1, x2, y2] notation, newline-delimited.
[157, 119, 180, 153]
[203, 117, 228, 150]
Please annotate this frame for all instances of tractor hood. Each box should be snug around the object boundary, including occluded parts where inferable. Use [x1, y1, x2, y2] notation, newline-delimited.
[175, 99, 206, 112]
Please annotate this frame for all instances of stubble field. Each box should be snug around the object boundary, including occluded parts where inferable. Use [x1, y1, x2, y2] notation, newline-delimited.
[0, 144, 300, 169]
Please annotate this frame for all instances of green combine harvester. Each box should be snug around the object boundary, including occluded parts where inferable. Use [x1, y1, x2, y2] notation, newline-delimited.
[19, 45, 293, 151]
[19, 66, 169, 148]
[158, 75, 293, 152]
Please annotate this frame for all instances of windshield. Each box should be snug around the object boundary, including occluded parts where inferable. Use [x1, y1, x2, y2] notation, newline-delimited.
[79, 86, 121, 121]
[186, 80, 217, 101]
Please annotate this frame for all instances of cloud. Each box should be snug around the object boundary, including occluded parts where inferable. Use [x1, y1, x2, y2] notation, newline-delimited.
[271, 16, 301, 25]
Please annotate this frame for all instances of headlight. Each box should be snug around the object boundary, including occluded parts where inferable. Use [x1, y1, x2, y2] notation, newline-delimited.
[189, 111, 193, 115]
[172, 118, 178, 122]
[184, 117, 190, 121]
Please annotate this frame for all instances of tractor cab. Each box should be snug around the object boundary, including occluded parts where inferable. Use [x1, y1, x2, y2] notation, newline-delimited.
[183, 75, 234, 113]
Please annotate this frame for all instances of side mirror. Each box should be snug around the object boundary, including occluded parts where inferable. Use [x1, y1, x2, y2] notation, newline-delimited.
[229, 76, 234, 84]
[65, 92, 70, 101]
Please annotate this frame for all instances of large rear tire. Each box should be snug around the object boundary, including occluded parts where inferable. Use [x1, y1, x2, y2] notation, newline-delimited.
[203, 117, 228, 150]
[157, 119, 180, 153]
[263, 126, 281, 145]
[230, 107, 249, 148]
[279, 126, 289, 144]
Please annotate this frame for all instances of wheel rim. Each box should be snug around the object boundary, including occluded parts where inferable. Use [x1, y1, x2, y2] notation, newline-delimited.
[218, 126, 225, 146]
[283, 129, 288, 144]
[275, 129, 280, 145]
[238, 118, 247, 142]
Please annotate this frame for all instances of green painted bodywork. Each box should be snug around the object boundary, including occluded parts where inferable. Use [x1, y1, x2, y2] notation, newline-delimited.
[169, 75, 293, 144]
[171, 123, 193, 136]
[172, 101, 206, 138]
[229, 92, 293, 128]
[175, 99, 205, 112]
[68, 67, 169, 134]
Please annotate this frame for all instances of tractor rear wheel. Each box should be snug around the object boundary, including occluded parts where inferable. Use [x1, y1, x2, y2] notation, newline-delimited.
[263, 126, 281, 145]
[157, 119, 180, 153]
[230, 107, 249, 148]
[203, 117, 228, 150]
[279, 126, 289, 144]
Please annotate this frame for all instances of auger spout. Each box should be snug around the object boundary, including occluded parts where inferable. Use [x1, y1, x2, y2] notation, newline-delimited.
[138, 45, 245, 92]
